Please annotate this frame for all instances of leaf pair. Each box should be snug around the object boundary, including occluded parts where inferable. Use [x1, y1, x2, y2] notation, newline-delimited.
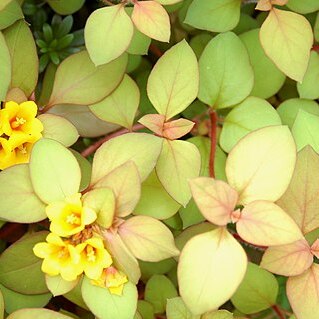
[85, 1, 170, 66]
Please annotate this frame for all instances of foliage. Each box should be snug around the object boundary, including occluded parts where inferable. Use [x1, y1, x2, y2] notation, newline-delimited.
[0, 0, 319, 319]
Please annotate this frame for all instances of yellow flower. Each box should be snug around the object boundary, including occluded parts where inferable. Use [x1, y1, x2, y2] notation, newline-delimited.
[0, 137, 15, 170]
[0, 101, 43, 140]
[77, 237, 113, 280]
[92, 266, 128, 295]
[33, 233, 83, 281]
[46, 193, 97, 237]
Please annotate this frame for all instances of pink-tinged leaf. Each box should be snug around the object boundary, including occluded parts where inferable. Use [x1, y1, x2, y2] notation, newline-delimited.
[237, 201, 303, 246]
[311, 239, 319, 259]
[287, 264, 319, 319]
[103, 230, 141, 284]
[261, 239, 313, 276]
[162, 119, 195, 140]
[256, 0, 287, 11]
[93, 161, 141, 218]
[138, 114, 165, 136]
[118, 216, 179, 262]
[277, 146, 319, 234]
[189, 177, 238, 226]
[131, 1, 170, 42]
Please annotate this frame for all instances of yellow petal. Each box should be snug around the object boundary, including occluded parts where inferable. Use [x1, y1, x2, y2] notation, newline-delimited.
[46, 233, 66, 247]
[19, 101, 38, 119]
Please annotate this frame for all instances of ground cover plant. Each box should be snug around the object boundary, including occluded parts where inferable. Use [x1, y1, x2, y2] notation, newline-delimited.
[0, 0, 319, 318]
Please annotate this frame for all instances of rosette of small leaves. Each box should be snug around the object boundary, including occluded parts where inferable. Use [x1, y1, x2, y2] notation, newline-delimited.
[35, 15, 85, 72]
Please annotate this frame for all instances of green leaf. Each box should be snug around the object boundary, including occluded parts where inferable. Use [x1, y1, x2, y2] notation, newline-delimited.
[71, 150, 92, 192]
[199, 32, 254, 109]
[0, 0, 13, 11]
[0, 284, 51, 314]
[0, 290, 3, 319]
[0, 164, 46, 223]
[49, 104, 119, 138]
[82, 188, 115, 228]
[131, 1, 170, 42]
[0, 0, 23, 30]
[185, 0, 241, 32]
[0, 232, 49, 295]
[277, 146, 319, 234]
[189, 33, 213, 59]
[29, 138, 81, 203]
[287, 264, 319, 319]
[45, 275, 78, 297]
[202, 310, 233, 319]
[118, 216, 179, 262]
[4, 20, 38, 97]
[220, 96, 282, 153]
[231, 263, 278, 314]
[127, 27, 151, 55]
[139, 259, 176, 282]
[156, 139, 201, 207]
[261, 239, 313, 276]
[259, 9, 313, 82]
[166, 297, 200, 319]
[104, 231, 141, 284]
[93, 161, 141, 218]
[147, 40, 198, 120]
[145, 275, 178, 314]
[81, 275, 138, 319]
[134, 170, 181, 220]
[46, 0, 85, 15]
[297, 51, 319, 99]
[137, 300, 155, 319]
[178, 228, 247, 315]
[287, 0, 319, 14]
[85, 5, 133, 66]
[48, 51, 127, 106]
[240, 29, 285, 99]
[226, 126, 296, 205]
[292, 110, 319, 152]
[91, 133, 162, 184]
[0, 32, 11, 101]
[277, 98, 319, 129]
[90, 75, 139, 129]
[7, 308, 74, 319]
[38, 114, 79, 147]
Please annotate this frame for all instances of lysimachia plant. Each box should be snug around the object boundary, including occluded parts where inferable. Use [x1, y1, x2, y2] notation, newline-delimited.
[1, 0, 319, 319]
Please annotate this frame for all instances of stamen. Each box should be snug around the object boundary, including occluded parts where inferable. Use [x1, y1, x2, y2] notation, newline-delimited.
[66, 213, 81, 225]
[86, 246, 96, 262]
[18, 145, 27, 155]
[11, 117, 26, 129]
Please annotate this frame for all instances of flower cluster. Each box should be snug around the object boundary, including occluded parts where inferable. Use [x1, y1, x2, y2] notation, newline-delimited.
[33, 193, 127, 295]
[0, 101, 43, 170]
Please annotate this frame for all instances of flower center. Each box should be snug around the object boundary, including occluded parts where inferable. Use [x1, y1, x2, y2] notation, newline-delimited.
[11, 117, 26, 129]
[57, 247, 69, 259]
[66, 213, 81, 225]
[86, 246, 96, 262]
[18, 144, 27, 155]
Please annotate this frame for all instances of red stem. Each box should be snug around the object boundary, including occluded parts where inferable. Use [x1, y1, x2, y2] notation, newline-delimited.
[209, 110, 218, 178]
[232, 233, 267, 251]
[80, 123, 145, 158]
[272, 305, 286, 319]
[149, 43, 163, 58]
[312, 44, 319, 53]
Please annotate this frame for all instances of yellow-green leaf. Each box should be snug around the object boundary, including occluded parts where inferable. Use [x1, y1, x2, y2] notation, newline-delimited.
[185, 0, 241, 33]
[0, 0, 13, 11]
[277, 146, 319, 234]
[93, 161, 141, 218]
[90, 75, 139, 130]
[199, 32, 254, 109]
[30, 139, 81, 203]
[259, 8, 313, 82]
[38, 114, 79, 147]
[0, 0, 23, 33]
[287, 264, 319, 319]
[46, 0, 85, 15]
[147, 40, 199, 120]
[7, 308, 73, 319]
[48, 51, 127, 106]
[226, 126, 296, 205]
[132, 1, 170, 42]
[118, 216, 179, 262]
[45, 275, 78, 297]
[0, 164, 46, 223]
[261, 239, 313, 276]
[91, 133, 162, 184]
[231, 263, 278, 314]
[189, 177, 238, 226]
[178, 228, 247, 315]
[0, 289, 3, 319]
[156, 139, 201, 207]
[237, 201, 303, 246]
[85, 5, 133, 66]
[286, 0, 319, 14]
[0, 32, 11, 101]
[166, 297, 200, 319]
[4, 20, 38, 97]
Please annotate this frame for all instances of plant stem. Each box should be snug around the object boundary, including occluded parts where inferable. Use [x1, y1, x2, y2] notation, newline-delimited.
[101, 0, 115, 5]
[232, 232, 267, 251]
[209, 110, 218, 178]
[272, 305, 286, 319]
[149, 43, 163, 58]
[81, 123, 145, 158]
